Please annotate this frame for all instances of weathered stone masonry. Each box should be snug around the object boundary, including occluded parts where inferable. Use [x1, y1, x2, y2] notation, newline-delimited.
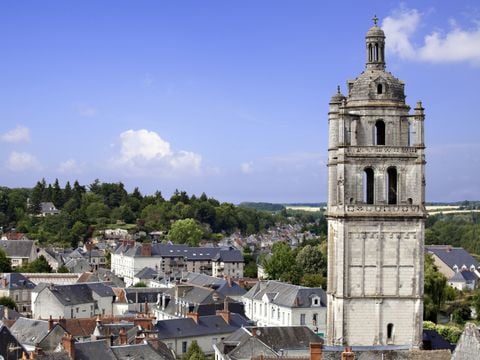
[326, 18, 426, 348]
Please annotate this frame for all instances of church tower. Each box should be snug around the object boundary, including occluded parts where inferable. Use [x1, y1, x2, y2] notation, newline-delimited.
[326, 17, 426, 348]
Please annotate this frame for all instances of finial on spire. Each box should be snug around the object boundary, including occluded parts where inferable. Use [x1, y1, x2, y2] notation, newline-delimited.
[337, 85, 341, 94]
[372, 15, 379, 26]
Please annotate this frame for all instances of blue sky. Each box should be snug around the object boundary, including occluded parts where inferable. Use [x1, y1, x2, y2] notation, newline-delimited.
[1, 1, 479, 203]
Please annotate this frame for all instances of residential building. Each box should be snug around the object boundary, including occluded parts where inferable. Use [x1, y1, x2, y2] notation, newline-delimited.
[111, 243, 244, 286]
[448, 270, 478, 291]
[326, 18, 426, 347]
[0, 240, 38, 268]
[427, 245, 480, 275]
[213, 326, 322, 360]
[10, 317, 67, 353]
[155, 310, 249, 356]
[32, 282, 116, 319]
[154, 284, 245, 321]
[242, 281, 327, 336]
[0, 323, 26, 360]
[0, 273, 36, 313]
[39, 202, 60, 216]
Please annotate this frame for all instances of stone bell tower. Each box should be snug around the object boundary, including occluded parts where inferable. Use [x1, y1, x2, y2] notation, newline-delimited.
[326, 16, 426, 348]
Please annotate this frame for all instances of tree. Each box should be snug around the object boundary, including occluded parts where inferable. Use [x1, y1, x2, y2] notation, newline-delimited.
[451, 304, 471, 325]
[263, 242, 300, 283]
[0, 296, 17, 311]
[182, 340, 205, 360]
[296, 244, 327, 275]
[0, 248, 12, 272]
[57, 264, 69, 273]
[133, 281, 147, 287]
[19, 255, 52, 273]
[300, 273, 326, 288]
[52, 178, 64, 208]
[168, 219, 204, 246]
[424, 254, 448, 322]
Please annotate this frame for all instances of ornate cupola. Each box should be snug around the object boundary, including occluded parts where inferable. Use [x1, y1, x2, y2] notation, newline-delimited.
[366, 15, 386, 70]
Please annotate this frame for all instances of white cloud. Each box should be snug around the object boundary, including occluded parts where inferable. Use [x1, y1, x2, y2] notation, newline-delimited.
[58, 159, 84, 174]
[240, 162, 254, 174]
[114, 129, 202, 176]
[6, 151, 41, 171]
[383, 8, 480, 65]
[1, 126, 30, 143]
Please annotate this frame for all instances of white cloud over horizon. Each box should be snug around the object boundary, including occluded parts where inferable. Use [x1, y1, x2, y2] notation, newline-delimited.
[6, 151, 41, 172]
[383, 7, 480, 65]
[58, 158, 85, 174]
[113, 129, 202, 177]
[240, 162, 254, 174]
[1, 126, 30, 143]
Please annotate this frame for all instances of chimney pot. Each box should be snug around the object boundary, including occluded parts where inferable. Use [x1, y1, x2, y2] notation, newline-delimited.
[310, 343, 323, 360]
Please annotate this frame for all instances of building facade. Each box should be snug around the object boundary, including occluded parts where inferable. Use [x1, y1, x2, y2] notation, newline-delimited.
[326, 18, 426, 348]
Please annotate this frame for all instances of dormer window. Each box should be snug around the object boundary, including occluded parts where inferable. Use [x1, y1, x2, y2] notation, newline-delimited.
[312, 296, 321, 306]
[453, 265, 458, 272]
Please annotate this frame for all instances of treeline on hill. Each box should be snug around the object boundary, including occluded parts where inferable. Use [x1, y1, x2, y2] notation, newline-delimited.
[0, 179, 286, 248]
[238, 202, 285, 212]
[426, 212, 480, 255]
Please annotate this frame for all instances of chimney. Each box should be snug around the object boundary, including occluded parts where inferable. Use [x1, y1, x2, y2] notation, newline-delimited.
[141, 243, 152, 257]
[227, 276, 232, 287]
[342, 347, 355, 360]
[59, 317, 67, 329]
[22, 352, 28, 360]
[216, 298, 230, 324]
[144, 300, 149, 315]
[48, 315, 54, 331]
[187, 312, 200, 324]
[62, 334, 75, 360]
[119, 327, 128, 345]
[310, 343, 323, 360]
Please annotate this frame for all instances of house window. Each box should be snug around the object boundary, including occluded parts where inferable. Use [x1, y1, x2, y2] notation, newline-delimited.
[313, 313, 318, 325]
[182, 341, 188, 353]
[300, 313, 306, 325]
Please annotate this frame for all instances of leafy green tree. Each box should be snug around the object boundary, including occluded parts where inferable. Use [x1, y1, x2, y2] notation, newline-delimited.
[300, 273, 326, 288]
[133, 281, 147, 287]
[182, 340, 205, 360]
[57, 264, 69, 273]
[0, 249, 12, 272]
[19, 255, 52, 273]
[424, 254, 448, 322]
[0, 296, 17, 311]
[29, 179, 46, 214]
[263, 242, 300, 283]
[451, 304, 471, 325]
[296, 244, 327, 275]
[168, 219, 204, 246]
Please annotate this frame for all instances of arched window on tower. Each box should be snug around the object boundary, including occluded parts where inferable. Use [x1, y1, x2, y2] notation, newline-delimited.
[387, 167, 398, 205]
[364, 168, 374, 204]
[377, 84, 383, 94]
[375, 120, 385, 145]
[368, 44, 372, 62]
[387, 323, 394, 342]
[374, 43, 379, 61]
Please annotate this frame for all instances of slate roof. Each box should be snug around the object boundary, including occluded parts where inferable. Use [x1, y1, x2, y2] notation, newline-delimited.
[449, 270, 479, 282]
[115, 243, 243, 262]
[36, 282, 115, 306]
[40, 202, 60, 214]
[0, 240, 35, 258]
[217, 326, 321, 358]
[243, 280, 327, 308]
[183, 272, 246, 297]
[10, 317, 50, 346]
[0, 324, 27, 359]
[422, 329, 455, 351]
[125, 288, 165, 304]
[155, 313, 249, 339]
[135, 267, 158, 280]
[0, 272, 36, 290]
[426, 245, 480, 271]
[111, 343, 170, 360]
[75, 339, 117, 360]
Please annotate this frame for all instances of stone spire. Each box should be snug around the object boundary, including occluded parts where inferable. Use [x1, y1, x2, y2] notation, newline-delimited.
[365, 15, 386, 70]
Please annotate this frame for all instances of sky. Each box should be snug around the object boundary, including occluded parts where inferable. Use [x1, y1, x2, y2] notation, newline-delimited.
[0, 1, 479, 203]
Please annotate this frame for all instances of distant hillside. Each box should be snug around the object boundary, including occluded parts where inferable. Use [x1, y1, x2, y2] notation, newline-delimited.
[238, 202, 285, 212]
